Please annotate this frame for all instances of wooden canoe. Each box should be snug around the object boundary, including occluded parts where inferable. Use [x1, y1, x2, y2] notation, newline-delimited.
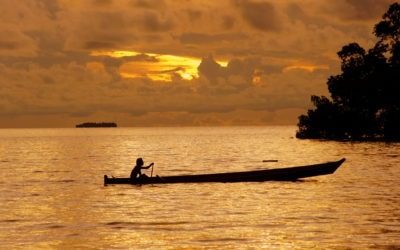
[104, 158, 345, 185]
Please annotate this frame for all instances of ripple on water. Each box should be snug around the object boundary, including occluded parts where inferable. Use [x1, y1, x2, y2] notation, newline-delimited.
[104, 221, 196, 232]
[1, 127, 400, 249]
[0, 219, 21, 223]
[195, 238, 249, 243]
[47, 224, 65, 229]
[105, 221, 190, 226]
[54, 179, 75, 183]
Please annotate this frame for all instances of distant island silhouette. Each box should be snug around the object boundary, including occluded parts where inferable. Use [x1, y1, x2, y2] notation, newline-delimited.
[297, 2, 400, 141]
[76, 122, 117, 128]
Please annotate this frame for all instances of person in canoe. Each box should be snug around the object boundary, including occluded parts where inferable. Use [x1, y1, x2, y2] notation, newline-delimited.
[130, 158, 154, 180]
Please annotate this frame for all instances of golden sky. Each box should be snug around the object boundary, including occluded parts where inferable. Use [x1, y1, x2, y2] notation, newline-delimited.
[0, 0, 396, 127]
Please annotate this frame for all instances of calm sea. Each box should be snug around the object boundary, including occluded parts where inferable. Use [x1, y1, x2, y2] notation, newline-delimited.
[0, 126, 399, 249]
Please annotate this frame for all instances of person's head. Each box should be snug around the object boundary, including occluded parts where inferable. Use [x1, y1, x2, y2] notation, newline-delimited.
[136, 158, 144, 166]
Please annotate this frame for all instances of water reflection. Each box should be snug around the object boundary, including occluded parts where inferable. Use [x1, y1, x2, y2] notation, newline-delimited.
[0, 127, 399, 248]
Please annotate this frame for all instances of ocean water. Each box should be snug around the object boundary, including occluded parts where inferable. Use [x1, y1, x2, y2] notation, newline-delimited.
[0, 126, 399, 249]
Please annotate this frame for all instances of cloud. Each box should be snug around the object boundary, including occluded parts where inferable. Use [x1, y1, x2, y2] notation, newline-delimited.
[0, 0, 57, 57]
[0, 0, 394, 127]
[179, 32, 247, 44]
[0, 52, 318, 121]
[186, 9, 203, 21]
[129, 0, 167, 10]
[221, 15, 236, 29]
[126, 53, 159, 62]
[61, 5, 174, 52]
[198, 56, 226, 80]
[324, 0, 396, 21]
[84, 41, 118, 50]
[236, 0, 281, 32]
[92, 0, 113, 6]
[140, 11, 175, 32]
[0, 32, 38, 57]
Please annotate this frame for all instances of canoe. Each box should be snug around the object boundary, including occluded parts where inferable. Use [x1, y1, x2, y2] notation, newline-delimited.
[104, 158, 345, 185]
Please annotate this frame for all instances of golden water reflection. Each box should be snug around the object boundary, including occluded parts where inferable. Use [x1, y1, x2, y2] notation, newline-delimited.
[0, 127, 399, 248]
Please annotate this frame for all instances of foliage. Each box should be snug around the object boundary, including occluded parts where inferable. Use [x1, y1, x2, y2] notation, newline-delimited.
[296, 3, 400, 140]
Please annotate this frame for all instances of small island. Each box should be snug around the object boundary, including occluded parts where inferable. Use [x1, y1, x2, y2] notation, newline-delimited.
[297, 3, 400, 141]
[76, 122, 117, 128]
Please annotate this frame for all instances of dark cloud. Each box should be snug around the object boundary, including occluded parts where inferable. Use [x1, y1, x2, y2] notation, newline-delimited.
[344, 0, 393, 20]
[0, 31, 38, 57]
[34, 0, 61, 20]
[324, 0, 395, 21]
[127, 54, 159, 62]
[187, 9, 203, 21]
[285, 2, 373, 37]
[143, 34, 165, 43]
[197, 56, 258, 95]
[198, 56, 226, 81]
[226, 58, 258, 80]
[130, 0, 166, 9]
[92, 0, 113, 6]
[93, 12, 128, 30]
[286, 3, 307, 23]
[221, 16, 235, 29]
[84, 41, 117, 50]
[236, 0, 281, 32]
[179, 32, 248, 44]
[41, 75, 55, 85]
[0, 41, 18, 50]
[140, 11, 174, 32]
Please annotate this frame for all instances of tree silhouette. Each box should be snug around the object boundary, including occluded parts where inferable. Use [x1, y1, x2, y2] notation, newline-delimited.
[297, 2, 400, 140]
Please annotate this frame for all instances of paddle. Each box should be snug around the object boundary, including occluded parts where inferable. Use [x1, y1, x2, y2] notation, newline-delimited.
[262, 160, 278, 162]
[149, 163, 166, 182]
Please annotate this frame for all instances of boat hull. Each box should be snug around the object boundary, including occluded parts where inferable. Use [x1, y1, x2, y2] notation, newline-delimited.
[104, 158, 345, 185]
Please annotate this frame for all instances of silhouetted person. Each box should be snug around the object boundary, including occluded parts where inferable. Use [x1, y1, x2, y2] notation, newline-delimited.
[130, 158, 154, 180]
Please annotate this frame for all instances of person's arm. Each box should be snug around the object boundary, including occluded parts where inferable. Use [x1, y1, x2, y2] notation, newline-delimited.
[142, 162, 154, 169]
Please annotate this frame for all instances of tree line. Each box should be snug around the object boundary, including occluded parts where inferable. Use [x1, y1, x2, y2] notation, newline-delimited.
[297, 3, 400, 141]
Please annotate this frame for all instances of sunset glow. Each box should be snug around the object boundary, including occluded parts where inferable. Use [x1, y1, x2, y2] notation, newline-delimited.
[282, 64, 330, 73]
[0, 0, 393, 127]
[91, 50, 228, 81]
[2, 2, 400, 247]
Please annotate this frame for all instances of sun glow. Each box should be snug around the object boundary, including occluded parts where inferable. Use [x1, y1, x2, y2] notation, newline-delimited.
[91, 50, 228, 81]
[283, 64, 329, 73]
[90, 50, 141, 58]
